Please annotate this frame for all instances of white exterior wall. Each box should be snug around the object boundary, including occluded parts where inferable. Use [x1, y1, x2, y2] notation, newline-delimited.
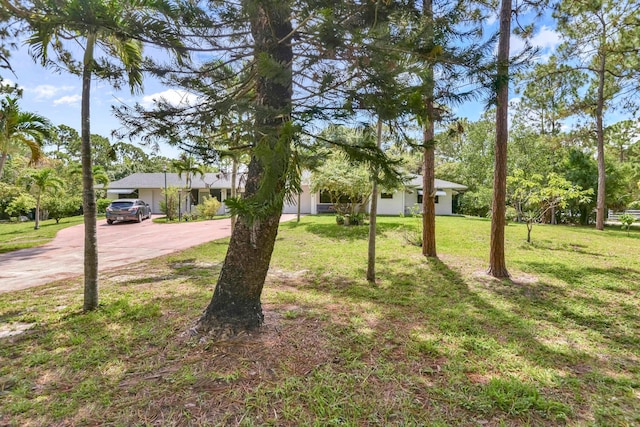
[283, 185, 312, 214]
[435, 190, 454, 215]
[376, 191, 406, 215]
[138, 189, 156, 212]
[404, 190, 420, 214]
[400, 189, 454, 216]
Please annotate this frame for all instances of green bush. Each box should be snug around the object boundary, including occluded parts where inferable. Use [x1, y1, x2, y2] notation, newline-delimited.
[97, 198, 112, 214]
[6, 193, 36, 218]
[0, 182, 24, 219]
[42, 195, 82, 223]
[628, 200, 640, 210]
[198, 196, 222, 219]
[505, 206, 518, 223]
[619, 213, 636, 235]
[160, 187, 179, 221]
[459, 187, 492, 217]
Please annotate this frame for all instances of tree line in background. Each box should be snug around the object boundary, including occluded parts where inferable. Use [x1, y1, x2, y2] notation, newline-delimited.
[0, 0, 639, 333]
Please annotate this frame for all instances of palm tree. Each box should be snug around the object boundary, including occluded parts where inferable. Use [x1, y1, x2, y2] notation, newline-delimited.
[0, 96, 51, 178]
[10, 0, 160, 310]
[172, 153, 205, 214]
[21, 167, 63, 229]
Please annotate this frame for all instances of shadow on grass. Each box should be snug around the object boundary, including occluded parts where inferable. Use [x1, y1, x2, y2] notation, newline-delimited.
[300, 221, 406, 242]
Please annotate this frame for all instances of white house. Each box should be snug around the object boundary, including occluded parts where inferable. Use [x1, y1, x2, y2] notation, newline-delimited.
[104, 172, 236, 215]
[105, 173, 466, 216]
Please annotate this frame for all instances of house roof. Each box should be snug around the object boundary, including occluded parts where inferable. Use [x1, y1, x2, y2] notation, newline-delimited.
[105, 172, 243, 190]
[406, 175, 468, 190]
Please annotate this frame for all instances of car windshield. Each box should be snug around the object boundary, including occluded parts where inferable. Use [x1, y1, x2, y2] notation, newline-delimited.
[111, 202, 134, 209]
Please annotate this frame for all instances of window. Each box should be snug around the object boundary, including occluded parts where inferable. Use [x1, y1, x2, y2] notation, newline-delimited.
[417, 193, 438, 204]
[319, 190, 332, 204]
[209, 188, 222, 202]
[381, 192, 393, 199]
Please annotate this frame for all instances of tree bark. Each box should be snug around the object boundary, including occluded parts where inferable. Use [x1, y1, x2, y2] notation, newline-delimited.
[82, 33, 99, 311]
[367, 118, 383, 283]
[488, 0, 511, 278]
[0, 151, 7, 178]
[34, 193, 41, 230]
[422, 0, 437, 258]
[231, 157, 238, 231]
[595, 37, 606, 231]
[199, 1, 293, 332]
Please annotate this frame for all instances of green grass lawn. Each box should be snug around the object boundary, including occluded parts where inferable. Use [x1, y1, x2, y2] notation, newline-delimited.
[0, 216, 85, 253]
[1, 215, 638, 426]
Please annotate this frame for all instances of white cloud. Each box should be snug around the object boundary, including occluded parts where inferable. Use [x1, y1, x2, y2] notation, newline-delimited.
[30, 84, 76, 99]
[53, 95, 81, 106]
[530, 26, 561, 51]
[485, 14, 498, 26]
[141, 89, 199, 108]
[510, 26, 561, 58]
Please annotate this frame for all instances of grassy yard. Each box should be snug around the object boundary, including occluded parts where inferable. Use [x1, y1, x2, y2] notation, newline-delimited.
[0, 216, 85, 254]
[1, 215, 638, 426]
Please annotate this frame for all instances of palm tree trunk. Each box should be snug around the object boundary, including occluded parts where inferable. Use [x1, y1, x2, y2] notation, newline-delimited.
[34, 193, 41, 230]
[367, 118, 383, 283]
[82, 33, 99, 311]
[0, 151, 7, 178]
[199, 2, 293, 332]
[488, 0, 511, 278]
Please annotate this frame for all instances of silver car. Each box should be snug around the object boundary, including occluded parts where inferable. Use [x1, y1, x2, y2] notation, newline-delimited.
[105, 199, 151, 224]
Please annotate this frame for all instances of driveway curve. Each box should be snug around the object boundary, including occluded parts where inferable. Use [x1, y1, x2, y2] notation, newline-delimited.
[0, 214, 297, 293]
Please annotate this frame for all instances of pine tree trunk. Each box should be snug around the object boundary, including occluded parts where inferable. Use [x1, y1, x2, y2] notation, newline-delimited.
[367, 118, 383, 283]
[82, 34, 99, 311]
[199, 1, 293, 332]
[422, 129, 436, 257]
[595, 47, 606, 231]
[488, 0, 511, 278]
[422, 0, 437, 258]
[231, 158, 238, 231]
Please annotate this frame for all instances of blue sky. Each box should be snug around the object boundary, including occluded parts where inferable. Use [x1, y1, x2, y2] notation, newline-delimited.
[2, 16, 563, 161]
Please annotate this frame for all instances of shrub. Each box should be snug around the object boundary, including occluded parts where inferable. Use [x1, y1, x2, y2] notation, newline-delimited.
[505, 206, 518, 223]
[459, 188, 492, 217]
[619, 213, 636, 235]
[335, 214, 344, 225]
[97, 198, 112, 214]
[628, 200, 640, 210]
[6, 193, 36, 218]
[198, 196, 222, 219]
[0, 182, 24, 219]
[160, 187, 179, 221]
[42, 195, 82, 223]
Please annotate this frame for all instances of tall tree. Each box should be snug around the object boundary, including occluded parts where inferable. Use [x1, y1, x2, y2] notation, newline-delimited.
[554, 0, 640, 230]
[0, 96, 50, 178]
[20, 167, 63, 229]
[198, 0, 295, 332]
[5, 0, 181, 310]
[488, 0, 512, 278]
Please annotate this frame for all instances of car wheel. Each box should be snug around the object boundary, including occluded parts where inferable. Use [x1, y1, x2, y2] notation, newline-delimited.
[107, 219, 114, 225]
[137, 212, 142, 223]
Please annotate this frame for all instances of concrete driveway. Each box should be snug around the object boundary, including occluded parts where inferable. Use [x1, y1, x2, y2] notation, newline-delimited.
[0, 214, 297, 293]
